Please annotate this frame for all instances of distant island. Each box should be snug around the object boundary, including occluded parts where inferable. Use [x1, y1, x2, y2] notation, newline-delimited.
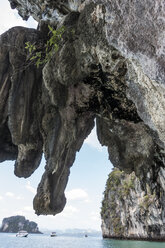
[0, 215, 42, 233]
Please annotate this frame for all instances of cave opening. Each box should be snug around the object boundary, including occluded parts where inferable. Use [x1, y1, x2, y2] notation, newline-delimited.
[0, 125, 112, 231]
[64, 125, 112, 230]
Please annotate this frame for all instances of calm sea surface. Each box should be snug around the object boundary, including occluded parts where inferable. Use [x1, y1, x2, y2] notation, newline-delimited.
[0, 233, 165, 248]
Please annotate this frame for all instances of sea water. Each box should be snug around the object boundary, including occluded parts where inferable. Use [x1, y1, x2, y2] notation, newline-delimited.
[0, 233, 165, 248]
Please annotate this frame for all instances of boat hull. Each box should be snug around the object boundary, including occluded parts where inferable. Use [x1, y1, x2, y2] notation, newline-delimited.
[16, 231, 28, 237]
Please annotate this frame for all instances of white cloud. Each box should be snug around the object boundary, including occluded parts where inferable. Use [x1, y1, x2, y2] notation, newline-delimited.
[23, 206, 34, 212]
[12, 210, 36, 221]
[66, 188, 89, 201]
[16, 195, 24, 200]
[65, 205, 79, 213]
[46, 205, 79, 219]
[12, 210, 24, 216]
[0, 195, 3, 200]
[84, 126, 103, 151]
[25, 181, 36, 194]
[90, 211, 101, 222]
[5, 192, 24, 200]
[60, 205, 79, 218]
[0, 0, 37, 35]
[6, 192, 15, 198]
[0, 208, 7, 213]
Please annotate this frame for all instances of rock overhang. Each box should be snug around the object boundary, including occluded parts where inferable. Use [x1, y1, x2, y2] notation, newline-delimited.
[0, 0, 165, 217]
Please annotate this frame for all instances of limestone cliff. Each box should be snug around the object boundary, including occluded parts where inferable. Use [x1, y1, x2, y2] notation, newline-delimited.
[0, 0, 165, 239]
[0, 215, 42, 233]
[101, 169, 165, 240]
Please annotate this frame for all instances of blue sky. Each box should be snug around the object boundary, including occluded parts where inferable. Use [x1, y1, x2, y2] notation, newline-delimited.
[0, 0, 113, 231]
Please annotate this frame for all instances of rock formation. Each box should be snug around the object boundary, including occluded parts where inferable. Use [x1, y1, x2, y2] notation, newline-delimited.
[101, 169, 165, 240]
[0, 215, 42, 233]
[0, 0, 165, 239]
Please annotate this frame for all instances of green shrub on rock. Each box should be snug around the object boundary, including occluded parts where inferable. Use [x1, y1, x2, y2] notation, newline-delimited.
[25, 25, 65, 68]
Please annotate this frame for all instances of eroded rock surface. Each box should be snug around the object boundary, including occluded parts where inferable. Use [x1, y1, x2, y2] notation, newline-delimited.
[8, 0, 86, 22]
[101, 169, 165, 240]
[0, 0, 165, 238]
[0, 26, 43, 177]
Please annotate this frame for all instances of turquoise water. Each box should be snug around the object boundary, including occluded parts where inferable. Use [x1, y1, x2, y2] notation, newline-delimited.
[0, 233, 165, 248]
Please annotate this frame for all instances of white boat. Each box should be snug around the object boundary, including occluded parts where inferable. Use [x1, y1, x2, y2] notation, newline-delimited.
[16, 230, 28, 237]
[50, 232, 56, 237]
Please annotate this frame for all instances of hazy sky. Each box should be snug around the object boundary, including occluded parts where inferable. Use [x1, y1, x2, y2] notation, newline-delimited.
[0, 0, 113, 232]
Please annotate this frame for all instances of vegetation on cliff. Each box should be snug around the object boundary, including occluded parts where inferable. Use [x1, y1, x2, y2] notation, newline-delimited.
[101, 169, 165, 240]
[25, 25, 66, 68]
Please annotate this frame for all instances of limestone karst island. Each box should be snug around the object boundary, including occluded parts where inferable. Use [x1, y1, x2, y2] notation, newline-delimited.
[0, 0, 165, 241]
[0, 216, 42, 234]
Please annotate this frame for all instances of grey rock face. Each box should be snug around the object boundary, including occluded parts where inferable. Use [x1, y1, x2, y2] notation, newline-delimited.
[101, 169, 165, 240]
[9, 0, 165, 146]
[0, 0, 164, 236]
[97, 119, 155, 176]
[0, 26, 43, 177]
[8, 0, 85, 22]
[104, 1, 165, 82]
[0, 215, 42, 233]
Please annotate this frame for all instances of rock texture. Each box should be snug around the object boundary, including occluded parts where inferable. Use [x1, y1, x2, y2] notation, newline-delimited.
[9, 0, 84, 22]
[0, 0, 164, 239]
[101, 169, 165, 240]
[0, 215, 42, 233]
[0, 26, 43, 177]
